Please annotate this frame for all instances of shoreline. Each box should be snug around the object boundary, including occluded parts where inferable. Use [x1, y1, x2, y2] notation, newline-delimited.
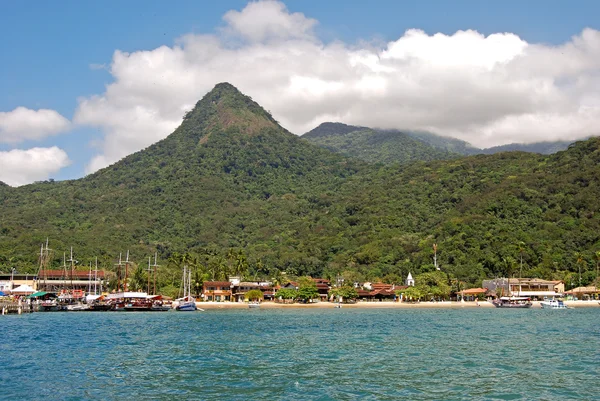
[196, 300, 600, 309]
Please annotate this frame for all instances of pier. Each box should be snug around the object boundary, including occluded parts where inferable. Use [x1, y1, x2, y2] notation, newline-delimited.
[0, 300, 34, 315]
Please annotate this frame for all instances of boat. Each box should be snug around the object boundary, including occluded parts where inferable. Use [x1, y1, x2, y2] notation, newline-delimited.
[540, 299, 568, 309]
[248, 302, 260, 309]
[174, 266, 197, 311]
[492, 296, 532, 308]
[66, 302, 90, 312]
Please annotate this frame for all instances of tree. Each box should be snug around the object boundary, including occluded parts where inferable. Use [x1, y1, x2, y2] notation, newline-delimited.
[275, 288, 297, 300]
[329, 285, 358, 303]
[398, 286, 422, 302]
[296, 276, 319, 302]
[414, 271, 451, 300]
[517, 241, 525, 278]
[128, 264, 146, 291]
[245, 289, 263, 301]
[575, 252, 585, 287]
[594, 251, 600, 285]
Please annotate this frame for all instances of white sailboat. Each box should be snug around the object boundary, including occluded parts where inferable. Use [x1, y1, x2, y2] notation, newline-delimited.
[174, 266, 197, 311]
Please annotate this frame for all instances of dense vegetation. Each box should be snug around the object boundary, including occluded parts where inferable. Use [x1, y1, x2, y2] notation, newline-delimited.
[1, 83, 599, 296]
[304, 124, 573, 163]
[303, 123, 458, 165]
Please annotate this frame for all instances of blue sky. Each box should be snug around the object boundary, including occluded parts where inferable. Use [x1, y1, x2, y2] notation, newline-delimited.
[1, 0, 599, 185]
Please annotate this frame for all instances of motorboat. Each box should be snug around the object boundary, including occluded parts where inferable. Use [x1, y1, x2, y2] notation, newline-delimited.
[540, 299, 568, 309]
[492, 296, 532, 308]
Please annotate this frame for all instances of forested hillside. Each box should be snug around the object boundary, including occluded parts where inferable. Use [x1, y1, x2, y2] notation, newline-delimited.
[1, 83, 599, 295]
[303, 123, 457, 164]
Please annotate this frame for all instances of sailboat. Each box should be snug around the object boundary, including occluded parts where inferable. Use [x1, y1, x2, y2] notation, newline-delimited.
[174, 266, 197, 311]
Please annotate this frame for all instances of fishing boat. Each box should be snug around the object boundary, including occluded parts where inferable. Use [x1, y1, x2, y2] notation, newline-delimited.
[540, 299, 568, 309]
[492, 296, 532, 308]
[174, 266, 197, 311]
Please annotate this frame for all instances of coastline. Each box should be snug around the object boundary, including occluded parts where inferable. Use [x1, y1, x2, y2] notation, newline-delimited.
[197, 300, 600, 309]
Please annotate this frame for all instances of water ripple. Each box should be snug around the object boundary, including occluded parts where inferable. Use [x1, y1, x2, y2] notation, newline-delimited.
[1, 308, 599, 400]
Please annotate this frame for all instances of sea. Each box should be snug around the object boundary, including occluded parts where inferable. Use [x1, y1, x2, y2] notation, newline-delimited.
[1, 307, 598, 400]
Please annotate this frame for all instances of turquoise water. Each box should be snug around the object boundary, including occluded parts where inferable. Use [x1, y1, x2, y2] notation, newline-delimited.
[1, 308, 599, 400]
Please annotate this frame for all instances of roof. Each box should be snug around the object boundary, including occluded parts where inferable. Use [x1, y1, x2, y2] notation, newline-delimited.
[371, 283, 393, 290]
[458, 288, 488, 295]
[508, 278, 563, 285]
[203, 281, 231, 287]
[39, 269, 106, 278]
[10, 284, 36, 294]
[565, 286, 599, 294]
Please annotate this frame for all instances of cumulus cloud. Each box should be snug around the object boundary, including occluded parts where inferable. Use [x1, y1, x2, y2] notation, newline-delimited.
[0, 107, 71, 144]
[0, 147, 71, 186]
[74, 0, 600, 173]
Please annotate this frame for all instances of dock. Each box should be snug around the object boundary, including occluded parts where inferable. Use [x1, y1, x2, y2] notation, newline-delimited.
[0, 300, 34, 315]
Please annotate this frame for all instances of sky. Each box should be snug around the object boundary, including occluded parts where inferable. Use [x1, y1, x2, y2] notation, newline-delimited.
[1, 0, 600, 186]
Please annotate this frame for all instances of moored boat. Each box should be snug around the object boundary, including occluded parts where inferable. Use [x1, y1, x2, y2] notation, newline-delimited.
[174, 266, 197, 311]
[492, 296, 532, 308]
[540, 299, 568, 309]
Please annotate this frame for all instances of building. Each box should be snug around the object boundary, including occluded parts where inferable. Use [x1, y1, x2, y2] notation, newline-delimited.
[0, 272, 38, 293]
[483, 278, 564, 299]
[406, 273, 415, 287]
[37, 269, 106, 293]
[232, 281, 274, 302]
[202, 281, 232, 302]
[313, 278, 330, 301]
[564, 286, 599, 300]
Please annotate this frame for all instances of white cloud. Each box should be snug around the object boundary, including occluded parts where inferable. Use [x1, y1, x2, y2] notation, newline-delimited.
[0, 107, 71, 144]
[222, 0, 317, 43]
[74, 0, 600, 173]
[0, 147, 71, 186]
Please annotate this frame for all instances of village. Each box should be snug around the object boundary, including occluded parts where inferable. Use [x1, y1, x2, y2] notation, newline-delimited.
[1, 266, 599, 314]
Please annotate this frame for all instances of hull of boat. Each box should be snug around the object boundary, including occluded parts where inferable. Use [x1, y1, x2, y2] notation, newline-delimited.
[540, 301, 568, 309]
[175, 302, 197, 311]
[89, 304, 112, 311]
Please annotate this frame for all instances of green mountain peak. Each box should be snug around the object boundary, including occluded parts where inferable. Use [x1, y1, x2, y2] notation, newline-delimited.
[181, 82, 280, 142]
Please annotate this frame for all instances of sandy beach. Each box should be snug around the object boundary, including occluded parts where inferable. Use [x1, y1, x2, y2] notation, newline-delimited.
[197, 300, 600, 310]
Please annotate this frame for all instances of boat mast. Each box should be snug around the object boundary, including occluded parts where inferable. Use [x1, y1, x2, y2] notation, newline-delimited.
[115, 253, 123, 292]
[37, 239, 52, 292]
[93, 257, 99, 295]
[61, 252, 67, 294]
[124, 250, 130, 292]
[88, 261, 92, 295]
[147, 256, 152, 294]
[152, 252, 159, 295]
[67, 247, 76, 294]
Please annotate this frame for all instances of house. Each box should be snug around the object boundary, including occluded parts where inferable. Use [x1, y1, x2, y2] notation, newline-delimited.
[232, 281, 275, 302]
[202, 281, 232, 302]
[564, 286, 599, 300]
[0, 271, 38, 292]
[313, 278, 330, 301]
[483, 278, 564, 299]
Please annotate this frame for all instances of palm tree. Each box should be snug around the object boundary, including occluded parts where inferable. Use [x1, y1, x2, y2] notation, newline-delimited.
[516, 241, 525, 279]
[575, 252, 585, 288]
[594, 251, 600, 285]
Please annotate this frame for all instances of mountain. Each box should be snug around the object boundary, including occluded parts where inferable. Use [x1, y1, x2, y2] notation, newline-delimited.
[398, 130, 479, 155]
[303, 123, 457, 164]
[1, 84, 599, 293]
[479, 141, 574, 155]
[305, 122, 578, 163]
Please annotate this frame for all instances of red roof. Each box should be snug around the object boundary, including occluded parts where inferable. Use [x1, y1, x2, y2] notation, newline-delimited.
[39, 269, 106, 278]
